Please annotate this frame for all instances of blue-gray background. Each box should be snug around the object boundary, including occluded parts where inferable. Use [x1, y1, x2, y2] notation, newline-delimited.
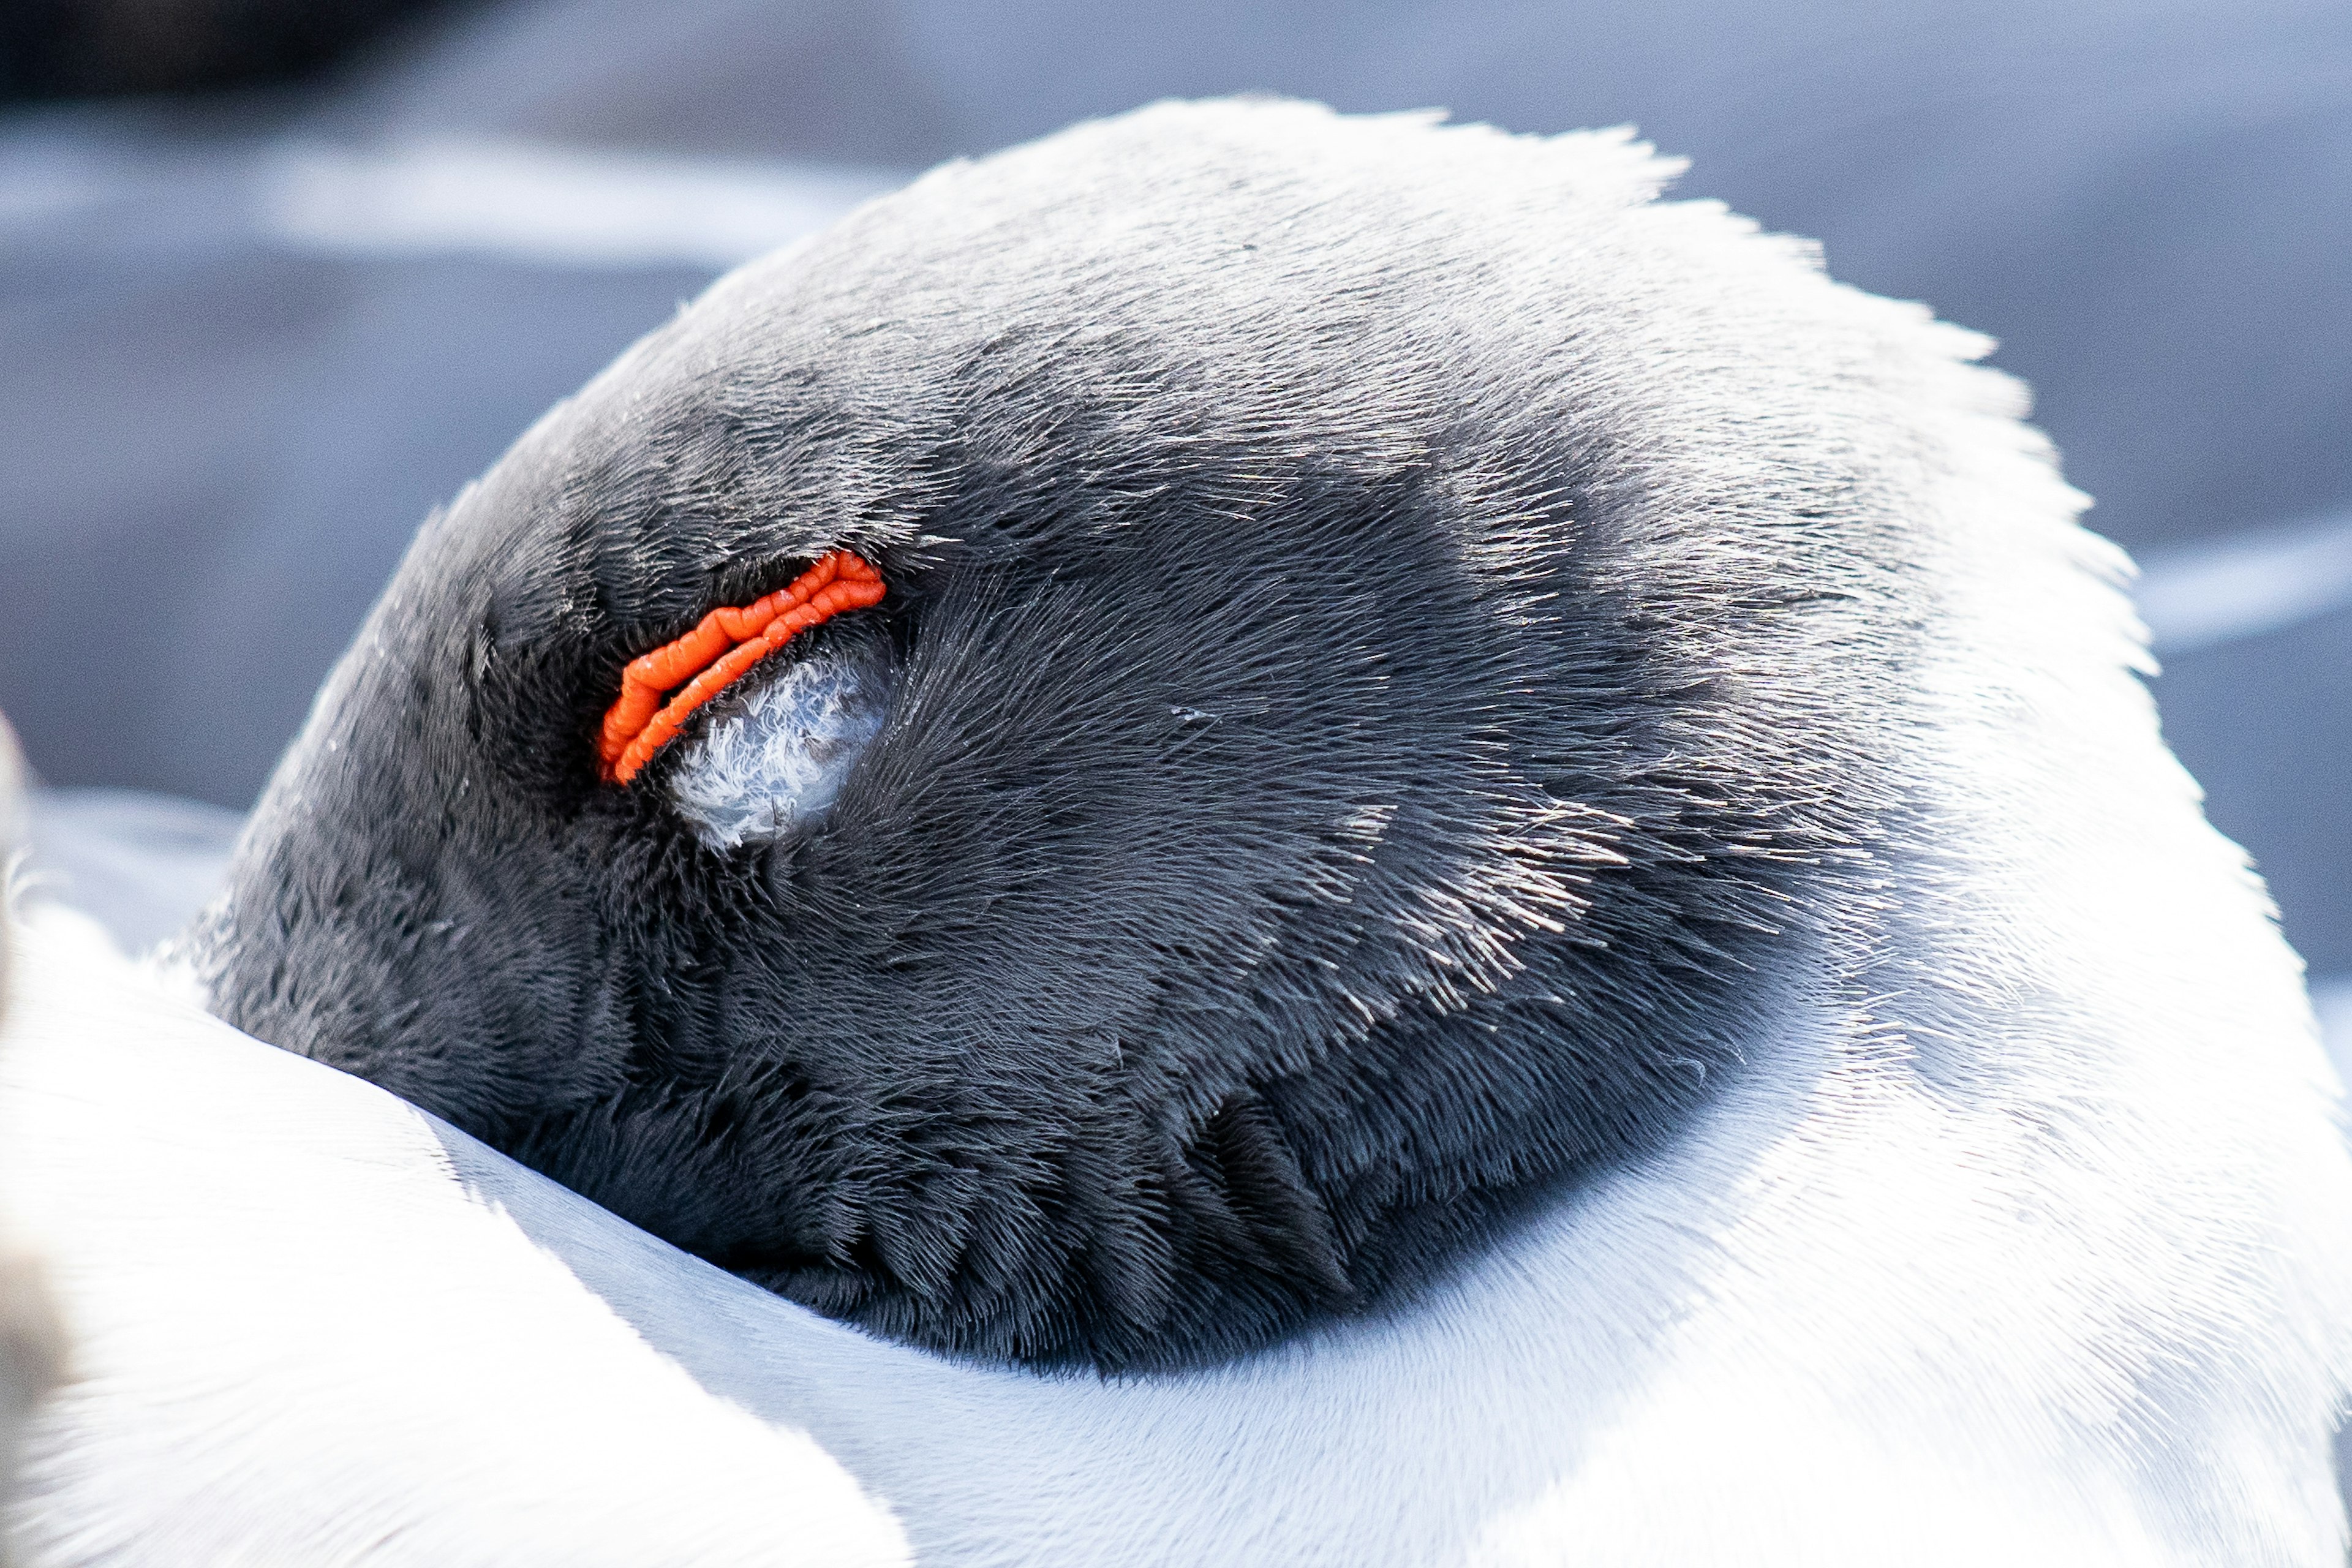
[3, 0, 2347, 1020]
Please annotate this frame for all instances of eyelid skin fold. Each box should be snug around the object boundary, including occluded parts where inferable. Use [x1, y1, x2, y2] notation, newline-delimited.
[596, 551, 886, 785]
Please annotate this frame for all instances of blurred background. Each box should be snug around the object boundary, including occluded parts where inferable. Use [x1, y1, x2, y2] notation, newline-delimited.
[1, 0, 2347, 1049]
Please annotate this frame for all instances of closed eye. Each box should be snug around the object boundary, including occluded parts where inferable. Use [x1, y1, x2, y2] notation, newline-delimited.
[596, 551, 885, 784]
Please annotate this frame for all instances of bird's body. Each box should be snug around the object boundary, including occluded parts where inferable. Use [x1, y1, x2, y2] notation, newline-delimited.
[6, 845, 2347, 1567]
[0, 730, 66, 1564]
[6, 99, 2351, 1562]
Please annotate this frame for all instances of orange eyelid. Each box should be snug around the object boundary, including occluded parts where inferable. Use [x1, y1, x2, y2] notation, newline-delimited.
[597, 549, 885, 785]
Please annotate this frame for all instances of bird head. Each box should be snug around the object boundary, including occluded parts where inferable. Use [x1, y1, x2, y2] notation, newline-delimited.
[195, 100, 1953, 1371]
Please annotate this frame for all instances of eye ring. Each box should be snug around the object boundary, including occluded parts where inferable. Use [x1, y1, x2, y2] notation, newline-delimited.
[597, 551, 886, 784]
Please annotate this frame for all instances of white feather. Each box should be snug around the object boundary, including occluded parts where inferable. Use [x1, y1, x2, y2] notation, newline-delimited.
[669, 652, 891, 850]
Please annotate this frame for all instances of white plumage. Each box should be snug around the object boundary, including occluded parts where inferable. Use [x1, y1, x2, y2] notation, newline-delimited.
[6, 781, 2350, 1567]
[671, 647, 894, 850]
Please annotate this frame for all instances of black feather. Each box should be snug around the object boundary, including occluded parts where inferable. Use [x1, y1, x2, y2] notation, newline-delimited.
[195, 102, 1923, 1371]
